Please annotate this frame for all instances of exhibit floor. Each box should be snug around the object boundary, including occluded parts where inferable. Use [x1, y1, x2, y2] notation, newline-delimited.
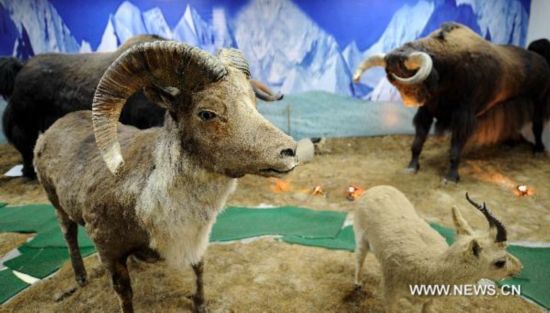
[0, 135, 548, 312]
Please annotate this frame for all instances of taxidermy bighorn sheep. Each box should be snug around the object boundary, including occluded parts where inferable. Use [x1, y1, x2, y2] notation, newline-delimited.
[0, 35, 283, 179]
[353, 22, 550, 182]
[34, 42, 298, 313]
[353, 186, 522, 313]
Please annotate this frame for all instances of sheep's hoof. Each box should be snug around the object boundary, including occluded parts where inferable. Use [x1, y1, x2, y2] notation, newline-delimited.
[193, 304, 207, 313]
[190, 295, 206, 313]
[343, 284, 368, 302]
[76, 276, 87, 287]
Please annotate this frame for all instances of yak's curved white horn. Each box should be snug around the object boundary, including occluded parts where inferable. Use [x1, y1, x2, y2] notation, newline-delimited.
[353, 53, 386, 83]
[392, 52, 433, 85]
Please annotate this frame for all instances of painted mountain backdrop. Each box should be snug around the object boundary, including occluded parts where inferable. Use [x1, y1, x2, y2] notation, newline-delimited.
[0, 0, 531, 101]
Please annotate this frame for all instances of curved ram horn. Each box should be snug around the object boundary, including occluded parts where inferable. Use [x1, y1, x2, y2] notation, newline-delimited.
[92, 41, 227, 175]
[216, 48, 283, 101]
[353, 53, 386, 83]
[217, 48, 250, 78]
[392, 52, 433, 85]
[465, 193, 507, 242]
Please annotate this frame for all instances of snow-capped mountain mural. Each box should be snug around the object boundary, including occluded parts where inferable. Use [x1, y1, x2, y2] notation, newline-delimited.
[234, 0, 353, 96]
[0, 0, 79, 58]
[0, 0, 532, 101]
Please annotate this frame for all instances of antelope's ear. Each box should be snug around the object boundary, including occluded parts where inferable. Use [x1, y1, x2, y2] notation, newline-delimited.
[452, 206, 473, 236]
[468, 239, 482, 258]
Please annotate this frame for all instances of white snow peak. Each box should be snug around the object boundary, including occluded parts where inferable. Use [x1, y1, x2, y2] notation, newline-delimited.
[0, 0, 80, 55]
[234, 0, 353, 95]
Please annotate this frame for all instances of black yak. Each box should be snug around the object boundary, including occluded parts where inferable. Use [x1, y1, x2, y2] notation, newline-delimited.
[354, 22, 550, 182]
[0, 35, 283, 179]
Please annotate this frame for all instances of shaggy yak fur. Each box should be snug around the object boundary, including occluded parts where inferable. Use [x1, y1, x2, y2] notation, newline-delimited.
[354, 23, 550, 182]
[353, 185, 522, 313]
[34, 42, 298, 313]
[1, 35, 283, 179]
[528, 38, 550, 63]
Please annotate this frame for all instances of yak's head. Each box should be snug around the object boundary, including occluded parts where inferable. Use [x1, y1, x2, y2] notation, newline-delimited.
[353, 48, 437, 107]
[447, 193, 522, 282]
[91, 41, 297, 179]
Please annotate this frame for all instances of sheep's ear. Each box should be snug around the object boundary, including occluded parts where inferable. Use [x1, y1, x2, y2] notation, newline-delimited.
[142, 84, 181, 110]
[452, 206, 473, 236]
[467, 239, 482, 258]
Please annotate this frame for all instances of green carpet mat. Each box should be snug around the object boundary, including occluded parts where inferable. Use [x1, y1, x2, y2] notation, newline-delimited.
[4, 245, 96, 279]
[210, 206, 347, 241]
[0, 204, 57, 233]
[502, 246, 550, 309]
[282, 225, 355, 251]
[0, 269, 29, 304]
[25, 224, 94, 249]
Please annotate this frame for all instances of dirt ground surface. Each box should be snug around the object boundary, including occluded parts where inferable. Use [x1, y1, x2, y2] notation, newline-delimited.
[0, 135, 548, 312]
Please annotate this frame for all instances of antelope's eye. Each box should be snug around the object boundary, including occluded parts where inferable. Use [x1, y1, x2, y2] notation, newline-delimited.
[198, 111, 217, 121]
[494, 260, 506, 268]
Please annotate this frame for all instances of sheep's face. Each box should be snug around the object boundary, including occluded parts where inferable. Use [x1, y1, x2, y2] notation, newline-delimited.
[173, 68, 298, 178]
[451, 207, 522, 281]
[453, 234, 522, 281]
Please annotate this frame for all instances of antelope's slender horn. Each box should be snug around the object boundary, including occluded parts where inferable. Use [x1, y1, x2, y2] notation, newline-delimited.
[392, 52, 433, 85]
[353, 53, 386, 83]
[92, 41, 227, 175]
[465, 193, 507, 242]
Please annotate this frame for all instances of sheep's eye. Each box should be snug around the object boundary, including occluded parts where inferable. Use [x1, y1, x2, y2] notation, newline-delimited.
[494, 260, 506, 268]
[198, 111, 217, 121]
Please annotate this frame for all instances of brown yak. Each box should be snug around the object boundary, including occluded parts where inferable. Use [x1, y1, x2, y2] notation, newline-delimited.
[354, 22, 550, 182]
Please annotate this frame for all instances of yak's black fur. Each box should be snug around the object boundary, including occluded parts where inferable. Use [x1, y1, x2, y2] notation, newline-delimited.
[386, 23, 550, 182]
[0, 35, 166, 178]
[0, 57, 23, 97]
[528, 39, 550, 64]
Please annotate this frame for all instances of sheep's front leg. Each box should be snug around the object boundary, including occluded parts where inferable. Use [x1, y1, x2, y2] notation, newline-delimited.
[107, 258, 134, 313]
[56, 209, 87, 286]
[192, 260, 206, 313]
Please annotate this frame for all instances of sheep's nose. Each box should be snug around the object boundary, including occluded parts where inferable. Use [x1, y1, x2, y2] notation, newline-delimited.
[280, 148, 296, 158]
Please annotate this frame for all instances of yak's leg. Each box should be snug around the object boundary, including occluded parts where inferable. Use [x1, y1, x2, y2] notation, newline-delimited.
[10, 125, 37, 179]
[406, 107, 433, 173]
[446, 112, 474, 183]
[57, 210, 87, 286]
[105, 257, 134, 313]
[2, 105, 36, 179]
[192, 260, 206, 313]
